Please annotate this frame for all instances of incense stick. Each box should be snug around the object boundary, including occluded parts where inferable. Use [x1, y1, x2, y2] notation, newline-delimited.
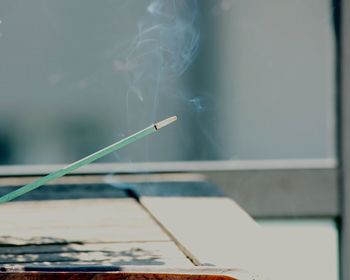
[0, 116, 177, 204]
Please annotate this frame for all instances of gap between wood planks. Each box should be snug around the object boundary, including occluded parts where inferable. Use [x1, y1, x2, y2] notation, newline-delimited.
[134, 197, 201, 266]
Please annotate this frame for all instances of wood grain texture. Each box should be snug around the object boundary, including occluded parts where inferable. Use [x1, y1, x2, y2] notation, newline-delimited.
[0, 268, 264, 280]
[0, 195, 268, 279]
[0, 198, 194, 268]
[0, 199, 169, 245]
[141, 197, 270, 275]
[0, 242, 192, 267]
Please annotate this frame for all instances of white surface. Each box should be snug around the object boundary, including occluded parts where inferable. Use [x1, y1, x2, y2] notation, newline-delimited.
[259, 219, 338, 280]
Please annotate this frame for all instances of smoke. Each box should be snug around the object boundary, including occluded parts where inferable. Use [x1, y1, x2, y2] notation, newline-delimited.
[144, 0, 200, 78]
[104, 0, 202, 186]
[114, 0, 200, 121]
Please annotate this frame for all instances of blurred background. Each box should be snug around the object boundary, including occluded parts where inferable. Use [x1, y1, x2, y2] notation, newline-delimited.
[0, 0, 336, 163]
[0, 0, 342, 279]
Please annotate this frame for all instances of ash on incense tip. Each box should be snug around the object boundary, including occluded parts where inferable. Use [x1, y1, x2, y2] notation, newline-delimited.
[155, 116, 177, 130]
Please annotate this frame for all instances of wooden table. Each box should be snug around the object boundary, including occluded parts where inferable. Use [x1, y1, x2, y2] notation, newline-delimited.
[0, 181, 267, 278]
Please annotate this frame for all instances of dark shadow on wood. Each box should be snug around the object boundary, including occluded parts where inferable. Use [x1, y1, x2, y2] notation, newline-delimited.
[0, 240, 166, 266]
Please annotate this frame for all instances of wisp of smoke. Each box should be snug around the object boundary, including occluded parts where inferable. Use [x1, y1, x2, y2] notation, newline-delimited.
[144, 0, 200, 78]
[118, 0, 200, 120]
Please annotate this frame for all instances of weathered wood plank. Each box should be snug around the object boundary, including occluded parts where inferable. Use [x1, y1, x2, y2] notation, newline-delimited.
[0, 242, 192, 267]
[0, 269, 262, 280]
[141, 197, 270, 274]
[0, 199, 170, 245]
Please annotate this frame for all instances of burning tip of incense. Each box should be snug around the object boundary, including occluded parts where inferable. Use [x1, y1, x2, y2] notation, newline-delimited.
[154, 116, 177, 130]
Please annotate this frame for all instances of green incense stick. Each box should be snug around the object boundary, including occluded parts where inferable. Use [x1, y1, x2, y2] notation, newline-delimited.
[0, 116, 177, 204]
